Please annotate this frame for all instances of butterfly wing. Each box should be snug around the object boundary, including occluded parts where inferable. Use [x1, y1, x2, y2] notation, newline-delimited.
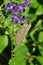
[16, 23, 31, 45]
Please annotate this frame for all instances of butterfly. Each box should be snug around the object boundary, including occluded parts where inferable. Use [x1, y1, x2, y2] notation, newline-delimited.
[16, 23, 31, 45]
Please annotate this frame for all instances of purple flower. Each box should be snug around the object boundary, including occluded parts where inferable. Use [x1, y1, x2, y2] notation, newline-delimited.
[15, 0, 30, 13]
[11, 9, 15, 14]
[15, 4, 25, 13]
[22, 0, 30, 7]
[12, 14, 23, 23]
[6, 0, 30, 13]
[5, 2, 16, 12]
[5, 0, 30, 23]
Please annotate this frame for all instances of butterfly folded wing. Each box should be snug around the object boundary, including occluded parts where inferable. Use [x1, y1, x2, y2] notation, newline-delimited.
[16, 23, 31, 45]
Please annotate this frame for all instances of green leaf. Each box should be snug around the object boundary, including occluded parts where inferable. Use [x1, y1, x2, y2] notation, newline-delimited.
[30, 28, 38, 41]
[4, 0, 11, 5]
[38, 44, 43, 56]
[30, 0, 39, 8]
[38, 31, 43, 43]
[30, 20, 43, 41]
[9, 59, 15, 65]
[4, 14, 12, 28]
[36, 5, 43, 15]
[0, 10, 3, 14]
[35, 20, 42, 29]
[0, 35, 8, 53]
[12, 0, 25, 4]
[6, 14, 12, 23]
[30, 62, 34, 65]
[14, 23, 21, 33]
[13, 44, 28, 65]
[29, 14, 37, 23]
[8, 23, 14, 35]
[22, 7, 29, 18]
[34, 56, 43, 65]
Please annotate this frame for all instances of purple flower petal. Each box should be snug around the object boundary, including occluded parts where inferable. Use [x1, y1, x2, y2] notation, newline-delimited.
[15, 0, 30, 13]
[15, 4, 25, 13]
[5, 2, 16, 12]
[22, 0, 30, 7]
[11, 9, 15, 14]
[12, 14, 23, 23]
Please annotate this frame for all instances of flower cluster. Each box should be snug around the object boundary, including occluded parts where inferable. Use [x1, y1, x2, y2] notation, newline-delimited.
[6, 0, 30, 23]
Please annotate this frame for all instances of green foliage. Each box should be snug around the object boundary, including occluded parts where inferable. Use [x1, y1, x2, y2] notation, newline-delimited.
[0, 0, 43, 65]
[36, 5, 43, 15]
[4, 0, 11, 5]
[12, 44, 28, 65]
[34, 56, 43, 65]
[22, 7, 29, 18]
[30, 0, 39, 8]
[0, 35, 8, 53]
[9, 44, 28, 65]
[12, 0, 25, 4]
[38, 32, 43, 42]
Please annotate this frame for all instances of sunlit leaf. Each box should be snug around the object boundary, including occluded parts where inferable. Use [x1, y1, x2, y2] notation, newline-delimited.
[36, 5, 43, 15]
[30, 0, 39, 8]
[12, 44, 28, 65]
[38, 44, 43, 56]
[34, 56, 43, 65]
[4, 0, 11, 5]
[9, 59, 15, 65]
[12, 0, 25, 4]
[22, 7, 29, 18]
[38, 31, 43, 43]
[0, 35, 8, 53]
[29, 14, 37, 23]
